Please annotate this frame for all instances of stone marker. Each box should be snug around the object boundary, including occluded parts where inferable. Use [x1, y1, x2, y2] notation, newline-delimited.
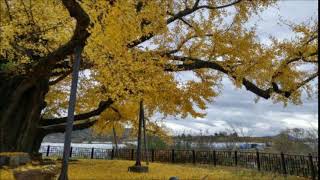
[169, 176, 179, 180]
[0, 152, 31, 167]
[13, 165, 59, 180]
[128, 165, 149, 173]
[30, 153, 43, 161]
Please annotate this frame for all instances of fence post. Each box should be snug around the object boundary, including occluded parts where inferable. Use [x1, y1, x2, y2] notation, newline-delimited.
[234, 151, 238, 166]
[213, 150, 216, 166]
[308, 153, 316, 180]
[46, 145, 50, 157]
[91, 148, 94, 159]
[172, 149, 175, 163]
[280, 152, 287, 175]
[131, 149, 134, 160]
[151, 149, 155, 162]
[111, 148, 114, 160]
[69, 147, 73, 158]
[256, 151, 261, 171]
[192, 150, 196, 164]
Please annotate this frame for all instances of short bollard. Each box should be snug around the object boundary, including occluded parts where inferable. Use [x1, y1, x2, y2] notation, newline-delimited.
[46, 145, 50, 157]
[111, 148, 114, 160]
[192, 150, 196, 164]
[91, 148, 94, 159]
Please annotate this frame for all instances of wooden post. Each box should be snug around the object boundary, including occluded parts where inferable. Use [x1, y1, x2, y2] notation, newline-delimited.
[308, 153, 315, 180]
[91, 148, 94, 159]
[256, 151, 261, 171]
[151, 149, 155, 162]
[58, 46, 82, 180]
[111, 148, 114, 160]
[192, 150, 196, 164]
[134, 100, 144, 166]
[143, 115, 149, 165]
[131, 149, 134, 160]
[69, 147, 73, 158]
[171, 149, 175, 163]
[280, 152, 287, 175]
[213, 150, 216, 166]
[46, 145, 50, 157]
[234, 151, 238, 166]
[112, 126, 119, 158]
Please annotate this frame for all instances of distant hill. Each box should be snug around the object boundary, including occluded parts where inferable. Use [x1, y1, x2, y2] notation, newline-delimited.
[43, 128, 132, 143]
[43, 128, 282, 144]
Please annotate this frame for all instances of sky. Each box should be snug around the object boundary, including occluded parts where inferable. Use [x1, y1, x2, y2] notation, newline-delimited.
[157, 0, 318, 137]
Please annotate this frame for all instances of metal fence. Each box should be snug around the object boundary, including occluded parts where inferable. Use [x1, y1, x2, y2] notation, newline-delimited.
[39, 146, 318, 179]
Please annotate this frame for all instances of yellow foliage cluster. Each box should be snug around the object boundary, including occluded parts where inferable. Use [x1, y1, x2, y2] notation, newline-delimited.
[0, 0, 317, 135]
[0, 0, 74, 73]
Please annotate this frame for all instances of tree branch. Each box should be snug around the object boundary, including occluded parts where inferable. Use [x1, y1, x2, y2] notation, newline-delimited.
[35, 0, 91, 76]
[295, 72, 318, 90]
[40, 119, 97, 135]
[164, 55, 227, 73]
[127, 0, 243, 48]
[40, 98, 114, 126]
[271, 50, 318, 83]
[4, 0, 13, 21]
[177, 17, 194, 28]
[197, 0, 242, 10]
[48, 70, 72, 86]
[164, 55, 317, 99]
[110, 106, 122, 119]
[160, 34, 214, 55]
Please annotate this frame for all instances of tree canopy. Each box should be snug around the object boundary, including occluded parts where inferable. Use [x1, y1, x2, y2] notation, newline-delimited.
[0, 0, 317, 146]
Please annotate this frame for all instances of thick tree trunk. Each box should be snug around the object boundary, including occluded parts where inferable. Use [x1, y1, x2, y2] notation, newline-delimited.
[0, 75, 49, 153]
[32, 132, 47, 153]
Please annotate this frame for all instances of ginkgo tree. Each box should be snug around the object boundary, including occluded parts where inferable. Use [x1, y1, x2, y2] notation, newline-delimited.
[0, 0, 317, 153]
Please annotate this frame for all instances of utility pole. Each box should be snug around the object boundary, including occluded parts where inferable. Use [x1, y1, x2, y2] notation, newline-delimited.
[58, 46, 82, 180]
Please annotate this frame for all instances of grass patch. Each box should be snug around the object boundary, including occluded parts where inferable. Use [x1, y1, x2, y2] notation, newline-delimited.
[0, 159, 307, 180]
[67, 160, 306, 180]
[0, 169, 14, 180]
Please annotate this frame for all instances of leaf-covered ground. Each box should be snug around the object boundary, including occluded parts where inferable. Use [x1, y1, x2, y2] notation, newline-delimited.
[0, 159, 307, 180]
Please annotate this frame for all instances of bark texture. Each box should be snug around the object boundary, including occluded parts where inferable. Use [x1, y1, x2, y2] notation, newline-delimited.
[0, 75, 49, 153]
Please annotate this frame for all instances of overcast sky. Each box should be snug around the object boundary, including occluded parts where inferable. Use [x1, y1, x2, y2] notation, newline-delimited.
[159, 0, 318, 137]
